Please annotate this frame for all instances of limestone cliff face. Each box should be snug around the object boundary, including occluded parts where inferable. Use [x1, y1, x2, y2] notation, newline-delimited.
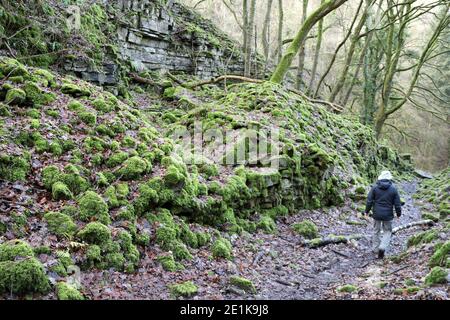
[64, 0, 255, 85]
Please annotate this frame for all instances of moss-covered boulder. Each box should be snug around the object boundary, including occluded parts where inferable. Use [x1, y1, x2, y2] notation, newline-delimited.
[56, 282, 84, 300]
[229, 276, 256, 294]
[169, 281, 198, 298]
[292, 220, 319, 239]
[77, 222, 111, 245]
[212, 238, 232, 259]
[44, 212, 77, 238]
[424, 267, 448, 286]
[0, 240, 50, 294]
[429, 241, 450, 267]
[78, 191, 110, 224]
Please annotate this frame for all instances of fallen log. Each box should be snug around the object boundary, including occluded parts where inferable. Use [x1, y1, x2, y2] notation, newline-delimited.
[301, 234, 363, 248]
[392, 219, 434, 234]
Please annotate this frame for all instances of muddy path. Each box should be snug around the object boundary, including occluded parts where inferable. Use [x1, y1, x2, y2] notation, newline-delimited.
[77, 179, 448, 300]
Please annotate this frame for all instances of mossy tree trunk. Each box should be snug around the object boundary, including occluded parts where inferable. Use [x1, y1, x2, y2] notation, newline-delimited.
[373, 2, 449, 139]
[270, 0, 348, 84]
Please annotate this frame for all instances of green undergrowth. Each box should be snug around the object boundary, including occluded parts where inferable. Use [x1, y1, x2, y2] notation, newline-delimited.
[0, 57, 413, 297]
[414, 167, 449, 220]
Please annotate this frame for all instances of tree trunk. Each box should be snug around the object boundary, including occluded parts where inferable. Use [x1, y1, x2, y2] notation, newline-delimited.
[296, 0, 309, 90]
[308, 0, 325, 95]
[262, 0, 274, 63]
[270, 0, 348, 84]
[277, 0, 284, 64]
[328, 0, 371, 103]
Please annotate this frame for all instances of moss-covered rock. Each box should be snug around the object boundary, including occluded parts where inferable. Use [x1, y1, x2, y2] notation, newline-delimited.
[257, 215, 277, 234]
[52, 181, 73, 200]
[77, 222, 111, 245]
[407, 229, 438, 247]
[5, 88, 26, 105]
[212, 238, 232, 259]
[23, 81, 56, 106]
[157, 254, 184, 272]
[337, 284, 358, 293]
[0, 239, 34, 261]
[169, 281, 198, 298]
[78, 191, 110, 224]
[429, 241, 450, 267]
[0, 240, 50, 294]
[424, 266, 448, 286]
[0, 153, 30, 181]
[56, 282, 84, 300]
[116, 156, 150, 180]
[0, 258, 50, 294]
[292, 220, 318, 239]
[229, 276, 256, 293]
[61, 83, 91, 97]
[44, 211, 77, 238]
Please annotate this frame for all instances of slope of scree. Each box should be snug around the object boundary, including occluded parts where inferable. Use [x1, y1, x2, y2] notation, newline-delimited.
[0, 56, 412, 298]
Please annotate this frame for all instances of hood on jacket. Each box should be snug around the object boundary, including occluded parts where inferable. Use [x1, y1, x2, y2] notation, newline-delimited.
[378, 170, 393, 180]
[377, 179, 392, 190]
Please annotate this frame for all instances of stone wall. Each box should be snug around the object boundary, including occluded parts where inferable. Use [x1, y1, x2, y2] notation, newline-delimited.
[64, 0, 258, 85]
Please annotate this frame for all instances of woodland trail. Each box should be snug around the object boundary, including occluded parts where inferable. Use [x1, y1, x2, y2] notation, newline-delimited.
[78, 179, 447, 300]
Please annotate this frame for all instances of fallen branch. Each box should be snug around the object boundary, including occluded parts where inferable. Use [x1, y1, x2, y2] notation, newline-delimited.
[129, 73, 159, 86]
[184, 74, 263, 89]
[274, 279, 295, 286]
[301, 234, 363, 248]
[385, 265, 411, 276]
[330, 249, 351, 258]
[392, 219, 434, 234]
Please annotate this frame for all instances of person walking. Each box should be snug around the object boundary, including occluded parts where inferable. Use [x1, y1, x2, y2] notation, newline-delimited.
[364, 170, 402, 259]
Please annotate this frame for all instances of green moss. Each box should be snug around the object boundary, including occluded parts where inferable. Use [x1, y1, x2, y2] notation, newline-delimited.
[86, 244, 102, 266]
[23, 81, 56, 106]
[422, 211, 440, 222]
[229, 276, 256, 293]
[104, 186, 119, 209]
[424, 267, 448, 286]
[78, 191, 110, 224]
[77, 110, 97, 126]
[44, 212, 77, 238]
[0, 153, 30, 181]
[257, 215, 277, 234]
[337, 284, 358, 293]
[56, 282, 84, 300]
[61, 83, 91, 97]
[116, 156, 150, 180]
[77, 222, 111, 245]
[212, 238, 232, 260]
[429, 241, 450, 267]
[0, 102, 11, 116]
[92, 97, 114, 113]
[107, 151, 128, 167]
[68, 100, 84, 111]
[156, 226, 178, 250]
[292, 220, 318, 239]
[5, 88, 26, 105]
[157, 254, 184, 272]
[26, 108, 40, 118]
[51, 181, 73, 200]
[407, 230, 438, 247]
[169, 281, 198, 298]
[0, 239, 34, 261]
[172, 241, 192, 261]
[32, 69, 55, 87]
[0, 258, 50, 294]
[30, 118, 40, 129]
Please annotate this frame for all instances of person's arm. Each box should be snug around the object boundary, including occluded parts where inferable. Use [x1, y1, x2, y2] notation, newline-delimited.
[393, 188, 402, 217]
[365, 186, 375, 215]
